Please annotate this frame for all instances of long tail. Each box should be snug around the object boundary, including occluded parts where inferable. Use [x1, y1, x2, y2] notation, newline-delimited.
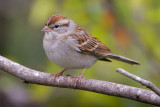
[106, 53, 140, 65]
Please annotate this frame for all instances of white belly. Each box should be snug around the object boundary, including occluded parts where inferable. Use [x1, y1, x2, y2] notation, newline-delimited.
[43, 34, 97, 69]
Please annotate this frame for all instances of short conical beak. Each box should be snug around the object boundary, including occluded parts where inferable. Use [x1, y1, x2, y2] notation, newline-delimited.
[41, 26, 51, 32]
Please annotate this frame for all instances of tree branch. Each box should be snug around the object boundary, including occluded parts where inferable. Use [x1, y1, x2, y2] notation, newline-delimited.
[116, 68, 160, 97]
[0, 55, 160, 106]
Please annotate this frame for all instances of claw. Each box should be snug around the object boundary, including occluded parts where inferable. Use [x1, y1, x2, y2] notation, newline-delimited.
[74, 68, 86, 88]
[52, 68, 67, 82]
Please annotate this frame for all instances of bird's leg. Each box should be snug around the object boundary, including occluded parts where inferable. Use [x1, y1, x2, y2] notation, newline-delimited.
[74, 68, 86, 88]
[52, 68, 67, 81]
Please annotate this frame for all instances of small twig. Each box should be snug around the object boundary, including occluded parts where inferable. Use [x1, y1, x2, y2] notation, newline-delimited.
[116, 68, 160, 97]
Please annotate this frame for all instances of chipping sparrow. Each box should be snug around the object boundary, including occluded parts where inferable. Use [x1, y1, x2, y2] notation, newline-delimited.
[41, 14, 140, 85]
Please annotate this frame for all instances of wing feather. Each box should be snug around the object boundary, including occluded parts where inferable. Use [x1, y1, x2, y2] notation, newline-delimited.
[71, 26, 112, 59]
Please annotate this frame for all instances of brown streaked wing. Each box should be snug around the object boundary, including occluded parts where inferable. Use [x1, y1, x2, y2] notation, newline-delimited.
[71, 26, 112, 58]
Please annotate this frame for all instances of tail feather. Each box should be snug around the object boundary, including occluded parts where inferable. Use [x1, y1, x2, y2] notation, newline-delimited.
[106, 54, 140, 65]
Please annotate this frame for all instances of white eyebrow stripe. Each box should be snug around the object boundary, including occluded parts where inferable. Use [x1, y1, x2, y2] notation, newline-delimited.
[56, 19, 69, 25]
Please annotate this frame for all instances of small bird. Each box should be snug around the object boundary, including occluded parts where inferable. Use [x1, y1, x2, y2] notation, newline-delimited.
[41, 14, 140, 85]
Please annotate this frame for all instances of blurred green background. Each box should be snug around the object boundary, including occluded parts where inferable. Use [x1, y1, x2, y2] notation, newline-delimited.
[0, 0, 159, 107]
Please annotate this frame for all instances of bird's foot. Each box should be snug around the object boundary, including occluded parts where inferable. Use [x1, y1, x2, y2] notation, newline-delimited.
[74, 74, 84, 88]
[51, 68, 67, 82]
[74, 68, 86, 88]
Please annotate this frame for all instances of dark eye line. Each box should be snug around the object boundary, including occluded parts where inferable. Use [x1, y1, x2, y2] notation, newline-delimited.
[62, 24, 69, 27]
[49, 25, 59, 29]
[49, 23, 69, 29]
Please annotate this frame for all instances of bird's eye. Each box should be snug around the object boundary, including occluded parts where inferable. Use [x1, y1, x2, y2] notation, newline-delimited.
[55, 25, 59, 28]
